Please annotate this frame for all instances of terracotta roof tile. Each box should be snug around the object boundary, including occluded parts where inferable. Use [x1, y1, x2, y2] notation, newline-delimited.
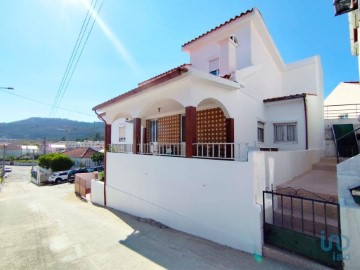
[64, 147, 98, 159]
[93, 64, 189, 111]
[263, 93, 315, 103]
[182, 9, 255, 48]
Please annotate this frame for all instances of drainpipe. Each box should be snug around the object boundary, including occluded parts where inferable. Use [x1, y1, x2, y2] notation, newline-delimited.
[94, 109, 107, 207]
[303, 96, 309, 150]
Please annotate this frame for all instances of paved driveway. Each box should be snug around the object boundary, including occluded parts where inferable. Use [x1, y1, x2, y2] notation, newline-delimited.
[0, 166, 302, 270]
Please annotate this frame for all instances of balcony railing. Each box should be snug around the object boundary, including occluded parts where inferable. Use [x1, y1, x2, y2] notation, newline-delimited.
[138, 143, 185, 157]
[109, 142, 249, 161]
[109, 144, 133, 153]
[193, 143, 249, 161]
[324, 103, 360, 119]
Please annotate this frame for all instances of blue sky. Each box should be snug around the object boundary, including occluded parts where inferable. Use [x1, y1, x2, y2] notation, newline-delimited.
[0, 0, 358, 123]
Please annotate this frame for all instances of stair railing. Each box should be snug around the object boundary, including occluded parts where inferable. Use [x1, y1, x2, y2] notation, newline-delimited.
[334, 127, 360, 163]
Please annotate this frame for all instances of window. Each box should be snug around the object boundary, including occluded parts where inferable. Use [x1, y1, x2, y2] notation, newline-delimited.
[119, 126, 126, 142]
[209, 58, 219, 76]
[149, 120, 158, 143]
[257, 121, 264, 143]
[339, 113, 349, 119]
[274, 123, 297, 143]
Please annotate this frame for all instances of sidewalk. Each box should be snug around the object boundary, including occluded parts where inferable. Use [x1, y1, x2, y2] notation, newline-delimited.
[0, 166, 306, 270]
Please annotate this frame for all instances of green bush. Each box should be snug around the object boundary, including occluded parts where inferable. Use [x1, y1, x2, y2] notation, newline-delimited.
[38, 153, 73, 171]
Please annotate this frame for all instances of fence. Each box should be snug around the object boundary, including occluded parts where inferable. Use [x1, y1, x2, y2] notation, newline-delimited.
[324, 103, 360, 119]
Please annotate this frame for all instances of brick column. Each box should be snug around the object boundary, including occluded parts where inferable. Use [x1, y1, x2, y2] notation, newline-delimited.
[185, 106, 196, 158]
[226, 118, 234, 158]
[133, 118, 141, 154]
[105, 124, 112, 150]
[226, 118, 234, 143]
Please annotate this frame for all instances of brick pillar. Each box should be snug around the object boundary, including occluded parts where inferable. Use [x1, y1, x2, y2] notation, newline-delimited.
[104, 123, 111, 207]
[226, 118, 234, 143]
[226, 118, 234, 159]
[105, 124, 112, 150]
[133, 118, 141, 154]
[185, 106, 196, 158]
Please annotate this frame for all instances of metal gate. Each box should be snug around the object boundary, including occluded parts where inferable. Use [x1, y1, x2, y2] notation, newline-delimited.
[263, 189, 343, 269]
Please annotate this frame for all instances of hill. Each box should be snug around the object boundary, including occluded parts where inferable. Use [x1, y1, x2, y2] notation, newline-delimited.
[0, 117, 104, 140]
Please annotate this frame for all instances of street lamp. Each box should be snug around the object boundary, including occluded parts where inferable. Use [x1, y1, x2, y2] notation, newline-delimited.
[0, 87, 14, 90]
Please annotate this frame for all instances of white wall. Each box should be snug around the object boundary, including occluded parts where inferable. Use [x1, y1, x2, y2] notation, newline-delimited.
[251, 149, 324, 204]
[111, 118, 133, 144]
[337, 155, 360, 269]
[106, 153, 262, 255]
[91, 180, 105, 206]
[264, 99, 306, 150]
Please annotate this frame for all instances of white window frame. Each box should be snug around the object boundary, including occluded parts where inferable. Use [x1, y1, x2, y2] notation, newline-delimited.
[257, 121, 265, 143]
[274, 122, 297, 143]
[119, 126, 126, 142]
[209, 58, 219, 76]
[149, 120, 158, 143]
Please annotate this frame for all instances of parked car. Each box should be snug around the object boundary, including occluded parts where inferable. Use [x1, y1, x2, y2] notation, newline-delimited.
[4, 166, 12, 172]
[67, 168, 89, 182]
[48, 171, 69, 184]
[93, 166, 104, 172]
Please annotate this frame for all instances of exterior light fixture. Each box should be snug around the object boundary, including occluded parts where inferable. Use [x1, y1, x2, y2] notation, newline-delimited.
[334, 0, 358, 16]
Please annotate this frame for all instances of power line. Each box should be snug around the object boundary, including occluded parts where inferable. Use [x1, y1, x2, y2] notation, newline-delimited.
[49, 0, 96, 116]
[0, 89, 93, 117]
[53, 0, 104, 116]
[50, 0, 104, 117]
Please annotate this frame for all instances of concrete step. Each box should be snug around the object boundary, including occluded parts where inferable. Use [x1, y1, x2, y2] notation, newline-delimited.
[262, 244, 333, 270]
[273, 208, 339, 237]
[275, 187, 338, 203]
[276, 197, 339, 220]
[319, 157, 337, 164]
[312, 163, 337, 171]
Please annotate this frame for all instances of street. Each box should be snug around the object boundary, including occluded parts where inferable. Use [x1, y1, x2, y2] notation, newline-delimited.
[0, 166, 302, 270]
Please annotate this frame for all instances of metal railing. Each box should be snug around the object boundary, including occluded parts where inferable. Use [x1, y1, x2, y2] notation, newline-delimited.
[108, 144, 133, 153]
[263, 189, 342, 268]
[324, 103, 360, 119]
[263, 189, 340, 239]
[192, 143, 249, 161]
[334, 126, 360, 163]
[138, 143, 185, 157]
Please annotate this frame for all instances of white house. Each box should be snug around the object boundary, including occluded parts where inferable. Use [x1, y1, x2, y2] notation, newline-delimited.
[324, 81, 360, 156]
[93, 8, 324, 256]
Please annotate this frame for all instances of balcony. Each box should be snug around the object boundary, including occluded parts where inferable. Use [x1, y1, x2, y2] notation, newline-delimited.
[108, 142, 249, 161]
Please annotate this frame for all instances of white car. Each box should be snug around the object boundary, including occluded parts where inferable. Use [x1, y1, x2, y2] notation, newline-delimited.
[48, 171, 69, 184]
[4, 166, 12, 173]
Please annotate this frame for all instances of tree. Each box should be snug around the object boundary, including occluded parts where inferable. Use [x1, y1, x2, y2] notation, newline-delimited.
[38, 153, 58, 169]
[38, 153, 73, 171]
[91, 152, 104, 165]
[50, 154, 74, 171]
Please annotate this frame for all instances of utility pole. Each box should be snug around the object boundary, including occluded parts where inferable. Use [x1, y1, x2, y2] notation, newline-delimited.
[1, 144, 6, 178]
[43, 137, 46, 155]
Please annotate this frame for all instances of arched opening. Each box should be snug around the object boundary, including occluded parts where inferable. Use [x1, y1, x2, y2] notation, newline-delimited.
[194, 98, 234, 159]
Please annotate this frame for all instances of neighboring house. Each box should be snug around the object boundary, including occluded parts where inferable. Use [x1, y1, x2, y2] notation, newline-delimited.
[324, 81, 360, 156]
[333, 3, 360, 269]
[3, 143, 22, 158]
[64, 147, 99, 167]
[21, 145, 39, 155]
[93, 8, 324, 256]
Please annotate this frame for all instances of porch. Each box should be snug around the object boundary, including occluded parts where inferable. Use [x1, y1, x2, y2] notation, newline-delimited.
[109, 142, 249, 161]
[108, 99, 250, 161]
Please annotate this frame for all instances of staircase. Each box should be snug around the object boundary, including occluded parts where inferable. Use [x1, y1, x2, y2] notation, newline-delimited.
[274, 157, 339, 237]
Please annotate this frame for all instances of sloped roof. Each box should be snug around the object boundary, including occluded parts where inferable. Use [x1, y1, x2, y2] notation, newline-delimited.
[263, 93, 315, 103]
[64, 147, 98, 159]
[182, 9, 255, 48]
[93, 64, 189, 111]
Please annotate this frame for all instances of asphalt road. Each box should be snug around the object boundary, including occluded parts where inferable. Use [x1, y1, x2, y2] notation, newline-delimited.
[0, 166, 304, 270]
